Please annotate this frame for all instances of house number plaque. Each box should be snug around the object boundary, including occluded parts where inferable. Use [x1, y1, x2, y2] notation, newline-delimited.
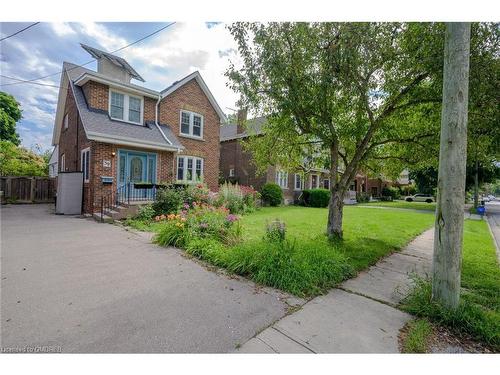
[103, 160, 111, 168]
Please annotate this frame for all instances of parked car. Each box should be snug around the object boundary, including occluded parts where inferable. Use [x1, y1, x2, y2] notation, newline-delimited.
[405, 194, 435, 203]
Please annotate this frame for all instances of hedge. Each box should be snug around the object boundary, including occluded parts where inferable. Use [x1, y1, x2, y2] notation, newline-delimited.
[261, 183, 283, 206]
[301, 189, 330, 208]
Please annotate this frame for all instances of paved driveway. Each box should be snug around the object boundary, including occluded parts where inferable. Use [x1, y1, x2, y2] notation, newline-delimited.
[1, 204, 297, 353]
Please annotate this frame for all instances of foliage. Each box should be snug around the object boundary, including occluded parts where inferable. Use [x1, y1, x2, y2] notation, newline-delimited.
[260, 183, 283, 206]
[183, 183, 210, 206]
[301, 188, 330, 208]
[211, 182, 259, 214]
[356, 192, 370, 203]
[135, 204, 155, 221]
[265, 219, 287, 242]
[0, 91, 22, 145]
[381, 186, 401, 199]
[401, 319, 433, 353]
[153, 204, 242, 247]
[401, 220, 500, 350]
[0, 140, 48, 176]
[152, 187, 183, 215]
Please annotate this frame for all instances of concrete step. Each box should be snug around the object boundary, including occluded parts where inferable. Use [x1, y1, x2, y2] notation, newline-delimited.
[92, 213, 113, 223]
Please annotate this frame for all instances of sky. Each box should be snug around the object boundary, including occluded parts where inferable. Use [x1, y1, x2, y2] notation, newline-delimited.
[0, 22, 240, 151]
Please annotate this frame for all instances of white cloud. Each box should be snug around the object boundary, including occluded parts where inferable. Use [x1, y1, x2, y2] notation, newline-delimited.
[51, 23, 76, 37]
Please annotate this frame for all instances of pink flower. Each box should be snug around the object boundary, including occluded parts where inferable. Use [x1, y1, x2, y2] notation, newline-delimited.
[226, 214, 239, 222]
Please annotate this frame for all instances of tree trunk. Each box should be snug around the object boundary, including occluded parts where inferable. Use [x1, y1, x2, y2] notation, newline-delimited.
[327, 188, 344, 240]
[432, 22, 471, 310]
[327, 139, 344, 239]
[473, 157, 479, 208]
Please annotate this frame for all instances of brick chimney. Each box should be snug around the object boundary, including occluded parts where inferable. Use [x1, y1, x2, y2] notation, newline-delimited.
[236, 108, 247, 134]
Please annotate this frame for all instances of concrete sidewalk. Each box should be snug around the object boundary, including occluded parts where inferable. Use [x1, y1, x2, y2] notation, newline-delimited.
[237, 229, 435, 353]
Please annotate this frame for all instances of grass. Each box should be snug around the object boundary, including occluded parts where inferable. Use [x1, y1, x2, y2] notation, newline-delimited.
[358, 200, 436, 212]
[401, 319, 433, 353]
[150, 206, 434, 297]
[401, 219, 500, 350]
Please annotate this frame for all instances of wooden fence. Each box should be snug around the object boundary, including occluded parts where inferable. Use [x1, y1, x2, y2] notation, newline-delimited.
[0, 176, 56, 203]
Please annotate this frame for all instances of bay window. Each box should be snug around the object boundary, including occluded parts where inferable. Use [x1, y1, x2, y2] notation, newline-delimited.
[177, 156, 204, 183]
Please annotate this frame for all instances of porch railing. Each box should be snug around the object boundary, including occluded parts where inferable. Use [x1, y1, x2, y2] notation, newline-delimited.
[116, 182, 158, 205]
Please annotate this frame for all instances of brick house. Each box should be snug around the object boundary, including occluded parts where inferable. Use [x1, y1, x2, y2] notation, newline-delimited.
[220, 111, 346, 204]
[220, 111, 406, 204]
[52, 44, 225, 215]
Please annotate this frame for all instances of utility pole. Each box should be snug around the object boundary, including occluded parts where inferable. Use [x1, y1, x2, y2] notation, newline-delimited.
[432, 23, 471, 310]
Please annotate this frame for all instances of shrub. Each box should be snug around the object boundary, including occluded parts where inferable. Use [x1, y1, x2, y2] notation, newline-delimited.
[265, 219, 286, 242]
[301, 189, 330, 207]
[183, 183, 210, 206]
[153, 204, 242, 247]
[261, 183, 283, 206]
[135, 204, 155, 221]
[356, 192, 370, 203]
[211, 183, 260, 214]
[381, 186, 400, 200]
[152, 187, 183, 215]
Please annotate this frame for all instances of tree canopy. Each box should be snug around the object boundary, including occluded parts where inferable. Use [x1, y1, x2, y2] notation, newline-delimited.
[0, 91, 22, 146]
[226, 22, 499, 238]
[0, 140, 48, 177]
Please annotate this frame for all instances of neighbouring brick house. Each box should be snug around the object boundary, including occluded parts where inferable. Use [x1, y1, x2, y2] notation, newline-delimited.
[220, 111, 407, 204]
[52, 44, 225, 215]
[220, 111, 341, 204]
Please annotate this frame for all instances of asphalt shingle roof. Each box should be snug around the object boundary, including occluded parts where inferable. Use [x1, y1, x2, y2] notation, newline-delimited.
[220, 116, 267, 141]
[64, 62, 183, 150]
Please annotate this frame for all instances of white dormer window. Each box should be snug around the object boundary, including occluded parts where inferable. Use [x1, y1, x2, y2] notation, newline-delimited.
[109, 89, 143, 124]
[180, 110, 203, 139]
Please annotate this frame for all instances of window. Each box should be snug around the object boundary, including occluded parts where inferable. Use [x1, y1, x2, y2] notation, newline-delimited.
[109, 90, 143, 124]
[63, 113, 68, 129]
[323, 179, 330, 190]
[177, 156, 204, 183]
[294, 173, 303, 191]
[310, 174, 319, 189]
[60, 154, 65, 172]
[275, 170, 288, 189]
[229, 168, 235, 177]
[81, 148, 90, 183]
[179, 110, 204, 139]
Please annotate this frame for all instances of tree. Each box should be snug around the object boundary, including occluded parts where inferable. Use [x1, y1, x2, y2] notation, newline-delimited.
[0, 141, 48, 176]
[0, 91, 22, 145]
[227, 22, 444, 239]
[432, 23, 471, 310]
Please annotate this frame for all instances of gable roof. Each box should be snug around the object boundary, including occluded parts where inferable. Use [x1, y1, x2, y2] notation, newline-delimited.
[161, 71, 227, 123]
[81, 43, 145, 82]
[220, 116, 267, 141]
[52, 62, 183, 151]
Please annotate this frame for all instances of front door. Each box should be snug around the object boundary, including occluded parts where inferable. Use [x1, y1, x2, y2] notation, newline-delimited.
[117, 150, 156, 201]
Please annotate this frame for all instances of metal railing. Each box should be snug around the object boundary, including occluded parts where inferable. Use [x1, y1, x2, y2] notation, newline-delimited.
[98, 182, 158, 222]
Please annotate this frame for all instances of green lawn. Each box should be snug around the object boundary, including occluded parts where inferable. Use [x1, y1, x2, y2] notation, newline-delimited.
[151, 206, 434, 296]
[358, 200, 436, 212]
[238, 206, 434, 271]
[401, 219, 500, 350]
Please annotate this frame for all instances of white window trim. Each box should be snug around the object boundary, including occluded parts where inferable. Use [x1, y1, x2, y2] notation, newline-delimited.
[294, 173, 303, 191]
[108, 88, 144, 125]
[63, 113, 68, 129]
[176, 155, 204, 184]
[81, 147, 90, 183]
[275, 170, 289, 189]
[310, 174, 319, 189]
[60, 154, 65, 172]
[179, 110, 204, 140]
[229, 168, 235, 177]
